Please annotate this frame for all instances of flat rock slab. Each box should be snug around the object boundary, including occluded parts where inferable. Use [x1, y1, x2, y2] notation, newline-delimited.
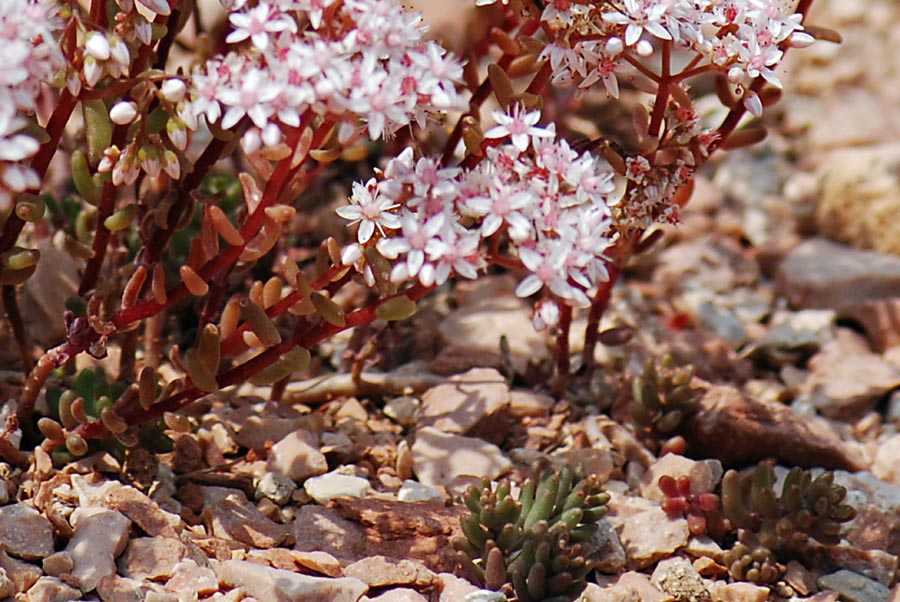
[682, 383, 866, 470]
[118, 536, 189, 580]
[819, 570, 892, 602]
[204, 492, 288, 549]
[331, 497, 466, 573]
[417, 367, 512, 444]
[412, 426, 511, 489]
[215, 559, 368, 602]
[0, 503, 54, 560]
[777, 238, 900, 312]
[805, 338, 900, 418]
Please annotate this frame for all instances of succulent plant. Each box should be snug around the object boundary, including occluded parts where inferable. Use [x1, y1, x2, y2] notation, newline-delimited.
[628, 355, 702, 444]
[723, 531, 783, 585]
[721, 462, 856, 550]
[658, 474, 727, 540]
[454, 465, 610, 602]
[41, 368, 172, 464]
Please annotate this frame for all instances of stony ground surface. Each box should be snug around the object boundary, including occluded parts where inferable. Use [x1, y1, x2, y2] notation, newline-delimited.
[3, 0, 900, 601]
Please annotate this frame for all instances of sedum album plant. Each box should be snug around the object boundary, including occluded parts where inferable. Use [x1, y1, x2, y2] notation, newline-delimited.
[0, 0, 833, 461]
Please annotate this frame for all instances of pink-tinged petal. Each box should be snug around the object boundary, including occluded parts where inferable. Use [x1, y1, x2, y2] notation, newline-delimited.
[515, 275, 543, 298]
[358, 220, 375, 243]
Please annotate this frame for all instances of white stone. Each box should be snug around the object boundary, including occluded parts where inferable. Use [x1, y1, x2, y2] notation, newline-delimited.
[214, 559, 368, 602]
[304, 471, 371, 505]
[397, 480, 445, 503]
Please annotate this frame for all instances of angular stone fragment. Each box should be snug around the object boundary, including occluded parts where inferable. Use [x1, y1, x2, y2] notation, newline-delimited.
[66, 506, 131, 593]
[103, 483, 180, 537]
[256, 471, 297, 505]
[805, 335, 900, 419]
[344, 556, 436, 589]
[363, 589, 428, 602]
[205, 492, 288, 548]
[268, 429, 328, 483]
[118, 537, 189, 580]
[712, 581, 770, 602]
[25, 576, 83, 602]
[293, 550, 343, 577]
[417, 367, 511, 444]
[586, 572, 670, 602]
[412, 426, 511, 489]
[0, 548, 42, 592]
[682, 383, 865, 470]
[777, 238, 900, 311]
[164, 559, 219, 597]
[397, 480, 444, 503]
[214, 559, 368, 602]
[606, 494, 689, 569]
[435, 573, 480, 602]
[650, 556, 711, 602]
[0, 502, 54, 559]
[819, 570, 891, 602]
[97, 574, 164, 601]
[304, 471, 371, 505]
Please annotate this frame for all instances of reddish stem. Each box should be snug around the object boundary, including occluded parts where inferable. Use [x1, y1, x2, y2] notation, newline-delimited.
[552, 303, 573, 398]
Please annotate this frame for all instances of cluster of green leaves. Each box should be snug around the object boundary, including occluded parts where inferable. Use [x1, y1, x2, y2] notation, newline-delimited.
[454, 466, 610, 602]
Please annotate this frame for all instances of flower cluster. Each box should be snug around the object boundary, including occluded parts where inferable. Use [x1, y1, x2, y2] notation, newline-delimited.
[503, 0, 810, 108]
[338, 105, 618, 321]
[178, 0, 466, 144]
[0, 0, 65, 209]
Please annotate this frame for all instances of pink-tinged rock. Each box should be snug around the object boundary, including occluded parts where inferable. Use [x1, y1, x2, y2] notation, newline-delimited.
[682, 384, 865, 470]
[362, 589, 428, 602]
[841, 298, 900, 352]
[417, 368, 512, 444]
[874, 434, 900, 485]
[434, 276, 549, 374]
[344, 556, 437, 589]
[165, 559, 219, 596]
[118, 537, 188, 580]
[103, 483, 180, 537]
[24, 576, 83, 602]
[435, 573, 480, 601]
[268, 429, 328, 483]
[586, 572, 669, 602]
[805, 336, 900, 419]
[412, 426, 511, 489]
[509, 390, 554, 418]
[214, 559, 368, 602]
[41, 551, 73, 578]
[639, 454, 723, 504]
[0, 548, 42, 592]
[712, 581, 770, 602]
[606, 493, 689, 569]
[293, 505, 368, 562]
[776, 238, 900, 312]
[96, 574, 168, 602]
[0, 502, 54, 559]
[66, 506, 131, 593]
[292, 550, 343, 577]
[784, 560, 818, 596]
[205, 492, 288, 549]
[0, 568, 13, 599]
[650, 556, 711, 601]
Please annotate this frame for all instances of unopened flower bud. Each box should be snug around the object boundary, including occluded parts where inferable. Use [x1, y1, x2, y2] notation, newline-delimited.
[85, 32, 111, 60]
[160, 78, 186, 102]
[109, 101, 138, 124]
[605, 37, 623, 55]
[790, 31, 815, 49]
